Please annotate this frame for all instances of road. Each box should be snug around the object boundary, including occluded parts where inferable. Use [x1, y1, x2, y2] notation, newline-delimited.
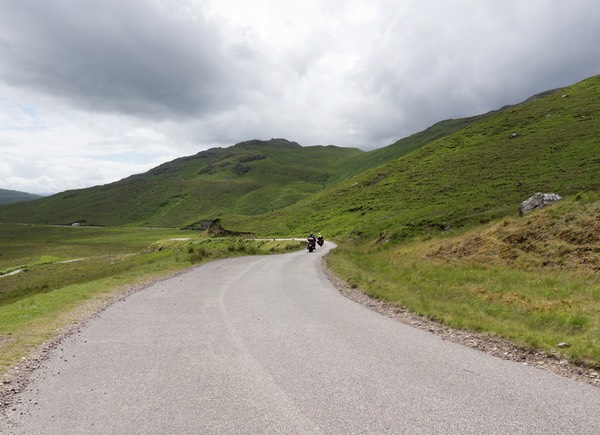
[2, 242, 599, 434]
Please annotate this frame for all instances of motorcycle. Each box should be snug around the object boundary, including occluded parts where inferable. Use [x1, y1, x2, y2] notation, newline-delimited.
[307, 238, 316, 252]
[317, 236, 324, 247]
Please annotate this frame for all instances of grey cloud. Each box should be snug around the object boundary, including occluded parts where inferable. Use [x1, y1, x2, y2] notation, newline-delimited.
[0, 0, 247, 119]
[345, 0, 600, 143]
[2, 0, 600, 161]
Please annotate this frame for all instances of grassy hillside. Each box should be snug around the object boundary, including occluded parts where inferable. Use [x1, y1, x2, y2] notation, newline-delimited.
[0, 139, 364, 227]
[0, 114, 486, 229]
[2, 76, 596, 238]
[324, 115, 488, 184]
[230, 75, 599, 240]
[426, 193, 600, 273]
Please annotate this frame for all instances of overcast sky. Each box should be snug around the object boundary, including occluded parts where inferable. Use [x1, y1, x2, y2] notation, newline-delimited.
[1, 0, 599, 194]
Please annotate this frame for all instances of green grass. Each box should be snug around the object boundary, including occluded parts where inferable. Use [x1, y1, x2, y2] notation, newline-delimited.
[0, 224, 304, 374]
[0, 224, 196, 272]
[0, 252, 175, 371]
[328, 246, 600, 367]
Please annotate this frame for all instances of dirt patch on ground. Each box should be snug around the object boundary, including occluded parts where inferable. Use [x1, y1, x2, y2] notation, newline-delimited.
[427, 202, 600, 273]
[323, 261, 600, 389]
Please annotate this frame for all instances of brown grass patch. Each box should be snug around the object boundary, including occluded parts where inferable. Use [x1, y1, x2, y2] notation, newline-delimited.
[427, 197, 600, 273]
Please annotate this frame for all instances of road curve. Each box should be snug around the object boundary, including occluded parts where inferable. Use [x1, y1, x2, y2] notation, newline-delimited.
[2, 242, 599, 434]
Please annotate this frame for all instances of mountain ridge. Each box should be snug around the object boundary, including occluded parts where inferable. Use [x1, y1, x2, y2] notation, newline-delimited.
[0, 139, 364, 226]
[0, 75, 598, 237]
[0, 189, 42, 205]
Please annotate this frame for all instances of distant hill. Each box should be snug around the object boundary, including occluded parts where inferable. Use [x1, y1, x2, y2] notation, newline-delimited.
[0, 107, 487, 228]
[0, 139, 366, 227]
[0, 189, 42, 205]
[0, 117, 481, 228]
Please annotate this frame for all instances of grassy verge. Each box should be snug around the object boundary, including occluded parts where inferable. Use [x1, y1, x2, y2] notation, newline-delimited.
[327, 197, 600, 368]
[0, 224, 303, 374]
[328, 247, 599, 367]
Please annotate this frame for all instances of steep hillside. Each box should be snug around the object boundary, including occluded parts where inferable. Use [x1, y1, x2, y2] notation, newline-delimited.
[0, 189, 42, 205]
[231, 75, 600, 240]
[0, 116, 480, 228]
[325, 115, 488, 184]
[0, 139, 365, 227]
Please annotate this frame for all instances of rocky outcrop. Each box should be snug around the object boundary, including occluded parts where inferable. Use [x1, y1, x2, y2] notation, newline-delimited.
[239, 154, 267, 163]
[233, 163, 249, 174]
[519, 193, 562, 216]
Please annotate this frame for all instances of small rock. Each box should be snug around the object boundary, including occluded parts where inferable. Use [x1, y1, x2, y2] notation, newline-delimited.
[557, 342, 570, 348]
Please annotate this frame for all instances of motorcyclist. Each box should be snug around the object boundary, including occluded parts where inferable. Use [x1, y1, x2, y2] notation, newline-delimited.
[316, 233, 324, 246]
[307, 233, 317, 251]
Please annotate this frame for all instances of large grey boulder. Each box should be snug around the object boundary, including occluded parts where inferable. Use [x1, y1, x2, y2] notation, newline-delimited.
[519, 193, 563, 216]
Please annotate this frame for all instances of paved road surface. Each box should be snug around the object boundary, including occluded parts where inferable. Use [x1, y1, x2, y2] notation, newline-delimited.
[2, 242, 599, 434]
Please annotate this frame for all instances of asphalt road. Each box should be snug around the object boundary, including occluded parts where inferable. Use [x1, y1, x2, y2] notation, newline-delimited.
[2, 242, 599, 434]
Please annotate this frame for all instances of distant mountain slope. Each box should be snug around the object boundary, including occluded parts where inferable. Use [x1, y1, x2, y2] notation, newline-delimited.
[0, 115, 485, 228]
[328, 115, 489, 184]
[0, 139, 365, 227]
[232, 75, 600, 240]
[2, 74, 598, 233]
[0, 189, 42, 205]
